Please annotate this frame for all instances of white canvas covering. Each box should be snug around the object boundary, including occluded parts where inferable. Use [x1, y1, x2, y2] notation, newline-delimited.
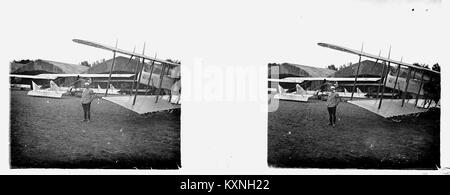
[385, 73, 424, 95]
[274, 84, 313, 102]
[49, 80, 69, 92]
[32, 81, 41, 90]
[348, 99, 430, 118]
[103, 95, 180, 114]
[269, 77, 379, 84]
[274, 93, 311, 102]
[295, 84, 307, 95]
[27, 81, 64, 98]
[277, 85, 287, 94]
[357, 87, 363, 94]
[138, 71, 176, 90]
[268, 88, 277, 92]
[27, 89, 63, 98]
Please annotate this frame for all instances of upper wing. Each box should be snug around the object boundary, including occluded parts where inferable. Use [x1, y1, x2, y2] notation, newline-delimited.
[317, 42, 440, 74]
[10, 74, 56, 79]
[269, 77, 380, 83]
[11, 74, 135, 80]
[37, 73, 135, 78]
[268, 78, 305, 83]
[284, 77, 380, 82]
[73, 39, 180, 66]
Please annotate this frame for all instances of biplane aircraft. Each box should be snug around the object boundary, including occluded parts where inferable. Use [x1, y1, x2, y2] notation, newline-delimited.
[27, 81, 65, 98]
[269, 42, 440, 117]
[271, 83, 314, 102]
[10, 73, 134, 98]
[316, 42, 440, 118]
[268, 77, 379, 102]
[72, 39, 181, 114]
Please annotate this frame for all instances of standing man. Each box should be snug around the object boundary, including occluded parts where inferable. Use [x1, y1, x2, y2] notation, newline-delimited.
[327, 86, 340, 127]
[81, 82, 95, 122]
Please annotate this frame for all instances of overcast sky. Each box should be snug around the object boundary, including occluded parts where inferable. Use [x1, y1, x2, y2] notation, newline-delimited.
[0, 0, 448, 68]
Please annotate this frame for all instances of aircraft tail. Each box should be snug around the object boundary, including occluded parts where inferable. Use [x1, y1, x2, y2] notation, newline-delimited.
[278, 85, 286, 94]
[49, 80, 60, 91]
[296, 84, 307, 95]
[98, 85, 102, 91]
[32, 81, 41, 91]
[357, 87, 363, 94]
[110, 84, 116, 91]
[344, 88, 349, 94]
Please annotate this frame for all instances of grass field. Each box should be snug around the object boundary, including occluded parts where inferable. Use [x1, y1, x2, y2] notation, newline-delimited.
[268, 99, 440, 169]
[10, 90, 180, 169]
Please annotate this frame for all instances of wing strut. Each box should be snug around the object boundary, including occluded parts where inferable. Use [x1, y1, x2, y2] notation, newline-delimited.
[391, 63, 401, 99]
[412, 67, 417, 80]
[414, 70, 425, 107]
[375, 51, 384, 99]
[409, 69, 417, 104]
[378, 46, 392, 109]
[133, 43, 146, 106]
[155, 63, 167, 103]
[165, 63, 172, 102]
[401, 68, 413, 107]
[105, 40, 118, 97]
[145, 53, 157, 95]
[109, 47, 137, 93]
[350, 43, 363, 100]
[131, 47, 140, 96]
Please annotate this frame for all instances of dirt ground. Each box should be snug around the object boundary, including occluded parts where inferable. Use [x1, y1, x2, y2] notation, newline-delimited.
[268, 98, 440, 169]
[10, 90, 180, 169]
